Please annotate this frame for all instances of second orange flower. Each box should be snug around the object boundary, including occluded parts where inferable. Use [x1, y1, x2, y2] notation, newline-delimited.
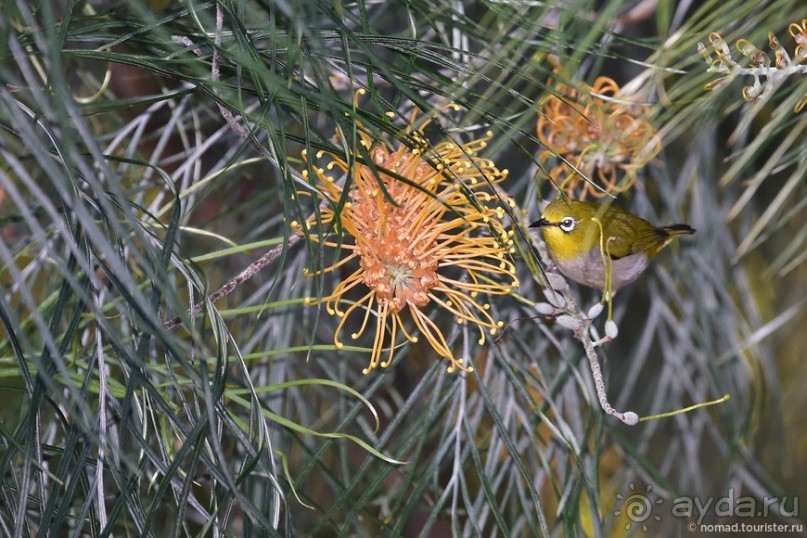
[537, 76, 661, 199]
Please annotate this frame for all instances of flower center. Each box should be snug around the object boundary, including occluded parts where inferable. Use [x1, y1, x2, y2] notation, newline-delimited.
[359, 243, 439, 313]
[345, 150, 445, 314]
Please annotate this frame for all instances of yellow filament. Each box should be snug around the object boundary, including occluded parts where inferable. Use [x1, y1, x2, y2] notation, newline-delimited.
[640, 394, 731, 422]
[591, 217, 615, 320]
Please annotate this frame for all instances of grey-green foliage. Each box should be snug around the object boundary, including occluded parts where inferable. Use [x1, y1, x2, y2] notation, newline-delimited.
[0, 0, 804, 536]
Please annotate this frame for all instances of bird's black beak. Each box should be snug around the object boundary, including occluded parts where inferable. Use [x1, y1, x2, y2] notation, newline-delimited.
[530, 217, 550, 228]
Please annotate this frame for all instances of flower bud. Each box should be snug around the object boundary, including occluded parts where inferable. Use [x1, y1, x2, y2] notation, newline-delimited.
[586, 303, 604, 320]
[545, 272, 568, 291]
[555, 315, 581, 331]
[543, 289, 566, 308]
[535, 302, 555, 315]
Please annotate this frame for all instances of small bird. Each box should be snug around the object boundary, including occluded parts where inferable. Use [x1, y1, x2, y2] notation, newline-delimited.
[531, 198, 695, 291]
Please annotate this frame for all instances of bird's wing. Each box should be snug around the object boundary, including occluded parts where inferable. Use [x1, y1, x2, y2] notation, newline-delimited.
[599, 208, 658, 259]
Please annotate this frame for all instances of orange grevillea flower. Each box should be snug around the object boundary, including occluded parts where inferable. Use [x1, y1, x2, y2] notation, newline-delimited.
[294, 108, 518, 374]
[537, 76, 661, 199]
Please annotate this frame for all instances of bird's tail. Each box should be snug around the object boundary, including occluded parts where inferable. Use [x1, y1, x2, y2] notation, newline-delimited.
[653, 224, 696, 253]
[658, 224, 696, 237]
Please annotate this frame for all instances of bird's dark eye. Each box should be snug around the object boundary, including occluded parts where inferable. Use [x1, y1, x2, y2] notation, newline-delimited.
[559, 217, 576, 232]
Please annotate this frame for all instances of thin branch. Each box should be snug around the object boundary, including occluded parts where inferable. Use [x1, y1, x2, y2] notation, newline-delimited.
[164, 234, 301, 329]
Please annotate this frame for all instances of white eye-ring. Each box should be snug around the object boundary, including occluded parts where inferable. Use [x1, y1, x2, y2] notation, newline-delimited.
[559, 217, 576, 232]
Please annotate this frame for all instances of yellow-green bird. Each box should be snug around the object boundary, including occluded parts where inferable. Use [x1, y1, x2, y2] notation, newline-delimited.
[531, 198, 695, 291]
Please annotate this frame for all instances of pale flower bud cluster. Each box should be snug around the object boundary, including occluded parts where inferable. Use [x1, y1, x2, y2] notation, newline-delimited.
[533, 271, 617, 348]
